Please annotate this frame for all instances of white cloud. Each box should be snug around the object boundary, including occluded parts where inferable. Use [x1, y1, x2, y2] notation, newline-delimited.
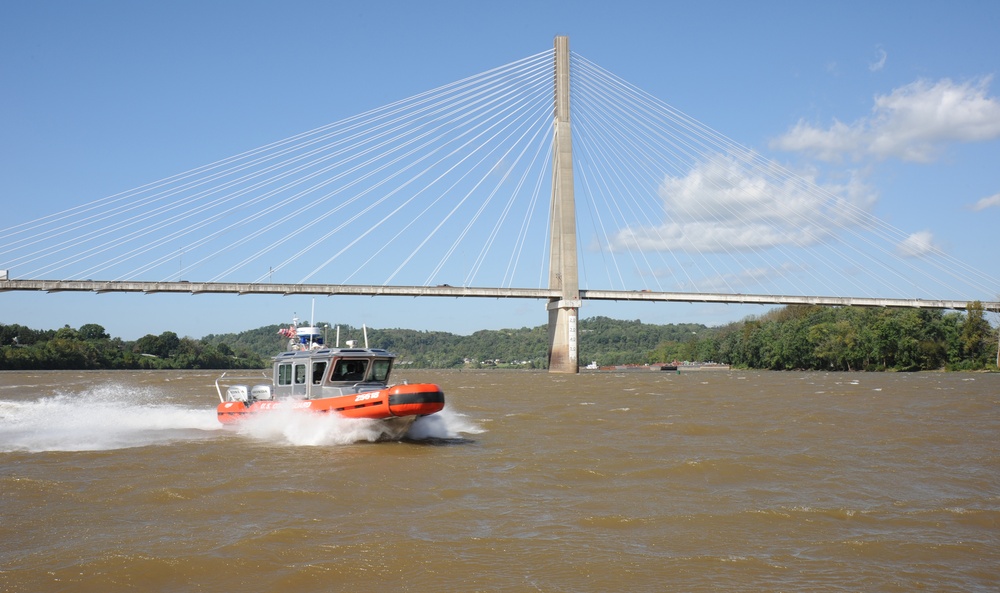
[896, 230, 939, 258]
[869, 47, 887, 72]
[608, 156, 876, 253]
[971, 192, 1000, 211]
[771, 77, 1000, 162]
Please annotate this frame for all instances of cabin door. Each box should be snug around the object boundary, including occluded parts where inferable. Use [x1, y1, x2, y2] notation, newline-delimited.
[292, 362, 308, 397]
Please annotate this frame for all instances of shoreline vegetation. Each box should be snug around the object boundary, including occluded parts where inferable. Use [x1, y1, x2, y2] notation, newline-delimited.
[1, 303, 996, 372]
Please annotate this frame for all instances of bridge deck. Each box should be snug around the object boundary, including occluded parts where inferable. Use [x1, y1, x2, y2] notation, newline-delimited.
[1, 280, 995, 311]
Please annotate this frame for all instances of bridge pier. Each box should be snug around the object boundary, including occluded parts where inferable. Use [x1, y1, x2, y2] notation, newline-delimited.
[547, 299, 581, 372]
[546, 36, 580, 374]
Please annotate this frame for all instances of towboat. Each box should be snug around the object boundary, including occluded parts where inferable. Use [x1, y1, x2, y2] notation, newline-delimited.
[215, 324, 444, 438]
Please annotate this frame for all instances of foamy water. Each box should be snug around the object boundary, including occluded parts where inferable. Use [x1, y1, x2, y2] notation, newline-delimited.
[0, 382, 221, 452]
[233, 404, 483, 446]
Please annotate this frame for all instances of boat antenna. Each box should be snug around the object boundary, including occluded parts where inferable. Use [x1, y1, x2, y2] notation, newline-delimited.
[363, 324, 369, 349]
[309, 298, 317, 348]
[335, 326, 340, 348]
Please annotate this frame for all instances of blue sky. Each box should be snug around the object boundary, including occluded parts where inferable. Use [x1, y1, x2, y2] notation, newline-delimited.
[2, 0, 999, 340]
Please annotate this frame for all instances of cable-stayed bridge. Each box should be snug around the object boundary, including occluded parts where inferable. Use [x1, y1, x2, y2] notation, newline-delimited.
[2, 37, 998, 372]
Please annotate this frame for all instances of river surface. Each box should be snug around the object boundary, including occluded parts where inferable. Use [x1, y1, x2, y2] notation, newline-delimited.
[1, 369, 997, 592]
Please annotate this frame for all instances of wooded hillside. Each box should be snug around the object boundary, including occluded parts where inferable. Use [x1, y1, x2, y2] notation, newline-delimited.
[2, 304, 995, 371]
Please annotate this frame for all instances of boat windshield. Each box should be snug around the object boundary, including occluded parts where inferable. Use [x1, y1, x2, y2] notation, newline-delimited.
[371, 359, 391, 382]
[329, 358, 392, 383]
[331, 359, 368, 382]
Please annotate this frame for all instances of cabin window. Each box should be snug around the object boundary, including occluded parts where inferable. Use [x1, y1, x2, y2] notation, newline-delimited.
[331, 359, 369, 382]
[311, 361, 327, 385]
[372, 359, 391, 382]
[278, 363, 292, 386]
[294, 364, 307, 385]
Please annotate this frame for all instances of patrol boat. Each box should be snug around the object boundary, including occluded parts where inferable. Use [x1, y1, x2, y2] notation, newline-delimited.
[215, 323, 444, 439]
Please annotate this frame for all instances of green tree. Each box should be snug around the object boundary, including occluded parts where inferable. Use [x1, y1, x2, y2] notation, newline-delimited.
[134, 334, 162, 357]
[158, 331, 181, 357]
[54, 325, 79, 341]
[79, 323, 110, 341]
[959, 301, 992, 368]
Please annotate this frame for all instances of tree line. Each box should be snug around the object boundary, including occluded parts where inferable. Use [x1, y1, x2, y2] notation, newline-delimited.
[139, 304, 1000, 371]
[708, 303, 996, 371]
[0, 323, 264, 370]
[2, 304, 996, 371]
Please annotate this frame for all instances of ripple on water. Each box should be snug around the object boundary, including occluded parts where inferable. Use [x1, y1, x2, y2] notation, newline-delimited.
[1, 369, 997, 592]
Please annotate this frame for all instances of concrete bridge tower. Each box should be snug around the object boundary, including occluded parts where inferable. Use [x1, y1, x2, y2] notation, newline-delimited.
[547, 36, 581, 374]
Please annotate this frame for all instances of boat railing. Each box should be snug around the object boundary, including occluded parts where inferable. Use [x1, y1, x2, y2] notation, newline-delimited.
[329, 378, 391, 391]
[215, 371, 270, 403]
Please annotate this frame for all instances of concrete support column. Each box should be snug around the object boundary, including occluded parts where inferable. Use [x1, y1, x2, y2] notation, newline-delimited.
[547, 36, 580, 374]
[547, 298, 581, 372]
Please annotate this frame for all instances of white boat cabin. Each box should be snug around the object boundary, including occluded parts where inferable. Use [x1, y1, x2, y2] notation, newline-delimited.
[268, 347, 397, 399]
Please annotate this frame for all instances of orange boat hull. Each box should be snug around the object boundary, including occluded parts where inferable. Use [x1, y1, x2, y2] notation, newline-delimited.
[216, 383, 444, 424]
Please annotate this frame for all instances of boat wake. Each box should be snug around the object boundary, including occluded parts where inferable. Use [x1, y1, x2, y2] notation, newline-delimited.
[234, 408, 406, 446]
[0, 383, 483, 452]
[407, 406, 485, 441]
[233, 405, 485, 446]
[0, 383, 221, 453]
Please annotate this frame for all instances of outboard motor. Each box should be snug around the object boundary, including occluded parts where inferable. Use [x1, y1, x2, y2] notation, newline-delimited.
[251, 385, 273, 401]
[226, 385, 249, 402]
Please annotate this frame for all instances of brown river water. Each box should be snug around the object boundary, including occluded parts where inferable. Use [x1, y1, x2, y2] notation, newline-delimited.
[1, 368, 997, 592]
